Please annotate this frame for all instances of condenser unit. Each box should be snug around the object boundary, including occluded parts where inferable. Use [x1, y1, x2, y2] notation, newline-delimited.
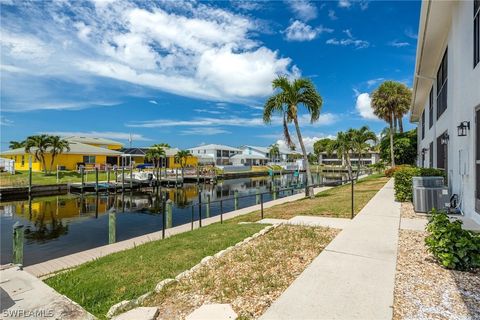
[412, 176, 444, 188]
[413, 186, 449, 213]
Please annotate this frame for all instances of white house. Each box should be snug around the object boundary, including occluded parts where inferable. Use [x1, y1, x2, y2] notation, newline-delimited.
[318, 151, 380, 166]
[188, 144, 242, 166]
[239, 145, 301, 163]
[410, 0, 480, 223]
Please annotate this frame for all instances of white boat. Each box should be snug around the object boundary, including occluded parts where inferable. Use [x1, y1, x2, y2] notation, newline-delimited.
[119, 171, 157, 184]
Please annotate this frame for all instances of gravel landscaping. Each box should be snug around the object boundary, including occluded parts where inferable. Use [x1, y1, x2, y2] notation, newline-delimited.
[144, 225, 339, 319]
[393, 230, 480, 320]
[400, 202, 428, 219]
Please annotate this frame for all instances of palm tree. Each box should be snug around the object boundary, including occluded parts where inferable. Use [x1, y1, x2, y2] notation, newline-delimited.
[269, 143, 280, 162]
[313, 138, 334, 163]
[349, 126, 377, 177]
[371, 81, 411, 167]
[25, 135, 52, 174]
[330, 131, 354, 180]
[145, 145, 165, 181]
[49, 136, 70, 173]
[263, 76, 323, 198]
[174, 150, 191, 180]
[9, 140, 25, 149]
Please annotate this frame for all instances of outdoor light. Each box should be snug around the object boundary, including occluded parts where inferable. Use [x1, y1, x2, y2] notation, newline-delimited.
[421, 148, 428, 155]
[440, 133, 450, 145]
[457, 121, 470, 137]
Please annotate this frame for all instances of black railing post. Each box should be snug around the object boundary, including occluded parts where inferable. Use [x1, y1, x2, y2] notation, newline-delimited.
[198, 191, 202, 227]
[191, 205, 194, 231]
[95, 167, 99, 193]
[220, 199, 224, 224]
[162, 200, 166, 239]
[260, 193, 264, 219]
[351, 178, 355, 219]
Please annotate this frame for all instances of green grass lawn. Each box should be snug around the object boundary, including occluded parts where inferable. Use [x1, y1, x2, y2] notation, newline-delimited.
[227, 173, 389, 223]
[45, 222, 264, 318]
[0, 170, 130, 187]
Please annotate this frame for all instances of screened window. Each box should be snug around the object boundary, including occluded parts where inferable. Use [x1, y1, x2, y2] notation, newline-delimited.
[83, 156, 96, 164]
[421, 110, 425, 140]
[216, 150, 221, 157]
[429, 141, 434, 168]
[475, 0, 480, 67]
[429, 87, 434, 128]
[436, 48, 448, 119]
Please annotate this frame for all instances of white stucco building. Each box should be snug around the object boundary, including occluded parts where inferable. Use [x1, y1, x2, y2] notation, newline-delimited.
[318, 151, 380, 166]
[410, 0, 480, 223]
[188, 144, 242, 165]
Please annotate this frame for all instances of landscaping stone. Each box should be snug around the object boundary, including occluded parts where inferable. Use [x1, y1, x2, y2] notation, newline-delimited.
[200, 256, 213, 264]
[112, 307, 159, 320]
[154, 278, 176, 293]
[107, 300, 132, 318]
[186, 304, 237, 320]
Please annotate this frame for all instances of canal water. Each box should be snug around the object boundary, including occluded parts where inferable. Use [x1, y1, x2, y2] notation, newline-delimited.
[0, 172, 346, 266]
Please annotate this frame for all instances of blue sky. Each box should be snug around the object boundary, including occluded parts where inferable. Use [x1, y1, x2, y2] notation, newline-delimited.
[0, 0, 420, 152]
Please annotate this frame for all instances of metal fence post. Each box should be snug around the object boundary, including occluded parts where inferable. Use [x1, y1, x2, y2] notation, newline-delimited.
[220, 199, 224, 224]
[109, 211, 116, 244]
[198, 191, 202, 227]
[107, 167, 110, 184]
[121, 165, 125, 192]
[351, 178, 355, 219]
[13, 222, 24, 267]
[234, 190, 238, 210]
[256, 187, 260, 204]
[166, 199, 173, 228]
[191, 205, 194, 230]
[56, 165, 59, 184]
[260, 193, 264, 219]
[206, 194, 211, 218]
[80, 166, 85, 193]
[95, 167, 99, 193]
[272, 184, 277, 200]
[162, 200, 166, 239]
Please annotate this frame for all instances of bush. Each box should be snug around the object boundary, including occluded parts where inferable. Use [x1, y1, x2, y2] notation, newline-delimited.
[384, 164, 411, 177]
[425, 210, 480, 271]
[393, 166, 446, 201]
[380, 129, 417, 165]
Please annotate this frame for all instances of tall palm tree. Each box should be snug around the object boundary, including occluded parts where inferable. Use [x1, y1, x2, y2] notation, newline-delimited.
[9, 140, 25, 149]
[263, 76, 323, 198]
[313, 138, 334, 163]
[145, 145, 166, 181]
[371, 81, 411, 167]
[174, 150, 191, 180]
[49, 136, 70, 173]
[269, 143, 280, 162]
[330, 131, 354, 180]
[25, 135, 52, 174]
[349, 126, 377, 177]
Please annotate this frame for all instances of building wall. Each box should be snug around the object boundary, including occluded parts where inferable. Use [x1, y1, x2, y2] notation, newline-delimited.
[416, 1, 480, 223]
[3, 153, 118, 171]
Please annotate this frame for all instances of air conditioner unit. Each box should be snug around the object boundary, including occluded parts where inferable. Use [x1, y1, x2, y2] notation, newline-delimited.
[413, 186, 449, 213]
[412, 176, 444, 188]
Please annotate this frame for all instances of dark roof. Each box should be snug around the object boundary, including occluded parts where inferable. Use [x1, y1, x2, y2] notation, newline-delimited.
[121, 148, 148, 155]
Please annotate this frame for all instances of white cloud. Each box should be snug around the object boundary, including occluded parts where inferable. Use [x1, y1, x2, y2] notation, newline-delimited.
[284, 20, 333, 42]
[355, 92, 378, 120]
[43, 131, 152, 141]
[388, 40, 410, 48]
[328, 10, 338, 20]
[366, 77, 384, 87]
[0, 116, 14, 126]
[286, 0, 317, 21]
[1, 1, 298, 110]
[180, 127, 231, 135]
[326, 29, 369, 49]
[148, 100, 158, 104]
[338, 0, 351, 8]
[404, 27, 418, 39]
[275, 135, 334, 154]
[231, 0, 263, 11]
[194, 108, 224, 114]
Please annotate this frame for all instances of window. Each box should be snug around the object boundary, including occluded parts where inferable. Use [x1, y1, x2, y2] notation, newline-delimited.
[429, 141, 434, 168]
[83, 156, 96, 164]
[429, 87, 434, 128]
[21, 155, 25, 166]
[436, 48, 448, 119]
[222, 150, 229, 157]
[421, 110, 425, 140]
[475, 0, 480, 67]
[436, 132, 448, 171]
[216, 150, 221, 157]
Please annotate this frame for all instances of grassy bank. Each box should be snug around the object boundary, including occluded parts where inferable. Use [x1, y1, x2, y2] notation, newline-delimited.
[0, 170, 124, 187]
[45, 222, 264, 318]
[144, 225, 339, 319]
[228, 173, 389, 223]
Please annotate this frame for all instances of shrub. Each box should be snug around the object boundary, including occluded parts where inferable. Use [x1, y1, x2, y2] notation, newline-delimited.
[393, 166, 446, 201]
[384, 164, 411, 177]
[425, 210, 480, 271]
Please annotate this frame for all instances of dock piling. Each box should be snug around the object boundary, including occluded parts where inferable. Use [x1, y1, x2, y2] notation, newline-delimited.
[95, 167, 99, 193]
[80, 166, 85, 193]
[13, 222, 24, 267]
[28, 156, 32, 195]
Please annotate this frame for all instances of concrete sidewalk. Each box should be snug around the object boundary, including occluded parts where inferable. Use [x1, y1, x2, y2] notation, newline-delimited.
[261, 178, 400, 320]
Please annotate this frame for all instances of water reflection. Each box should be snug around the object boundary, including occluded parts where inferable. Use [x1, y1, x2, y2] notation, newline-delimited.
[0, 173, 346, 265]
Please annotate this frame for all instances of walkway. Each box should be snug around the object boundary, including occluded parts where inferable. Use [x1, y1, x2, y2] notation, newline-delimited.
[0, 265, 94, 320]
[261, 179, 400, 320]
[25, 186, 332, 278]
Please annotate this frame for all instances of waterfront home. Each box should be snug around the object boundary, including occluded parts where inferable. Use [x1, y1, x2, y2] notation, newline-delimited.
[62, 136, 123, 150]
[1, 141, 123, 171]
[410, 0, 480, 223]
[121, 147, 198, 169]
[188, 144, 242, 165]
[239, 145, 301, 163]
[317, 150, 380, 166]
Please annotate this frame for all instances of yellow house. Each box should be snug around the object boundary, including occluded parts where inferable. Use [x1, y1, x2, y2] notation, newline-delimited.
[63, 136, 123, 150]
[1, 141, 123, 172]
[122, 147, 198, 169]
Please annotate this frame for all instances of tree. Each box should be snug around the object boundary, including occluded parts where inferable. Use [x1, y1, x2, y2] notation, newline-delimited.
[313, 138, 334, 163]
[263, 76, 323, 198]
[49, 136, 70, 173]
[9, 140, 25, 149]
[145, 145, 166, 181]
[174, 150, 191, 180]
[269, 143, 280, 162]
[371, 81, 412, 167]
[330, 131, 354, 180]
[25, 135, 52, 174]
[379, 129, 417, 165]
[349, 126, 377, 177]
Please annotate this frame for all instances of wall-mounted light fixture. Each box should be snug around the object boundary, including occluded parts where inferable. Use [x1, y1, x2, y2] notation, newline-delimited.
[457, 121, 470, 137]
[440, 132, 450, 145]
[421, 148, 428, 155]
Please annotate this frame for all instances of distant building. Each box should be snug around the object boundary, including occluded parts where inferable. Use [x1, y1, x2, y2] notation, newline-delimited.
[410, 0, 480, 223]
[121, 147, 198, 169]
[318, 151, 380, 166]
[239, 145, 300, 163]
[188, 144, 242, 165]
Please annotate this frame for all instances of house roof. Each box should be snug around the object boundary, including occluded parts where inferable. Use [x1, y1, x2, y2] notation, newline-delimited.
[64, 136, 124, 146]
[240, 145, 270, 154]
[410, 0, 455, 122]
[1, 142, 123, 156]
[231, 154, 267, 160]
[188, 144, 242, 152]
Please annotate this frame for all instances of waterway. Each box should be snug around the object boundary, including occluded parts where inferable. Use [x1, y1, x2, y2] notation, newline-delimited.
[0, 172, 346, 266]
